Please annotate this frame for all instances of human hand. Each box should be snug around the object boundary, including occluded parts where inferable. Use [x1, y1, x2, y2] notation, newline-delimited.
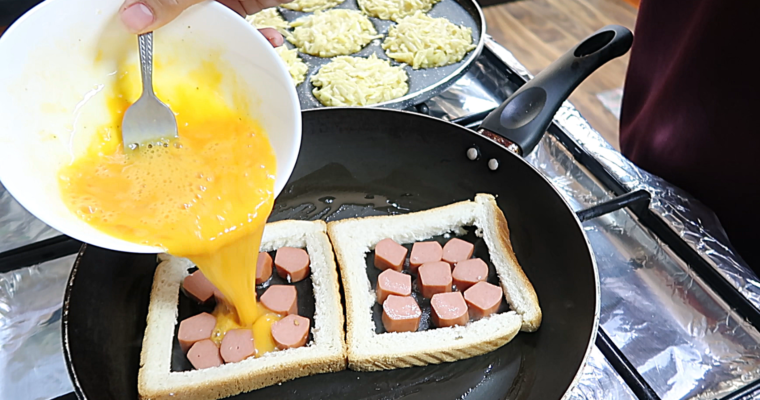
[119, 0, 285, 46]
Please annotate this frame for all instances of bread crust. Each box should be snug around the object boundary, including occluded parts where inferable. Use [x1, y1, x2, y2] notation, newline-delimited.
[345, 315, 522, 371]
[137, 220, 346, 400]
[140, 357, 346, 400]
[479, 194, 542, 331]
[326, 193, 541, 371]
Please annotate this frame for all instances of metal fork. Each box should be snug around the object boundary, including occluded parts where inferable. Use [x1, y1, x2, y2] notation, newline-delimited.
[121, 32, 178, 152]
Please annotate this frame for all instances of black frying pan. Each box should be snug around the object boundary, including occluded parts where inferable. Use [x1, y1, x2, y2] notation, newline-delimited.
[63, 25, 633, 400]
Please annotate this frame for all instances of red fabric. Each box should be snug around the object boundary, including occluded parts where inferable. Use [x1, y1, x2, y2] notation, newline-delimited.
[619, 0, 760, 270]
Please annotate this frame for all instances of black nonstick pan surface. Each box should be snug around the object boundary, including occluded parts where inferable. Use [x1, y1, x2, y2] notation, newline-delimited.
[273, 0, 485, 110]
[62, 26, 633, 400]
[0, 0, 42, 26]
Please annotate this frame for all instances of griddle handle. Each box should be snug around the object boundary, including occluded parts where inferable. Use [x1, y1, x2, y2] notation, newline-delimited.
[479, 25, 633, 156]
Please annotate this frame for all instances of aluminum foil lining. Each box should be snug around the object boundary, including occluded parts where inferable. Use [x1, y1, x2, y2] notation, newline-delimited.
[0, 182, 60, 254]
[0, 255, 76, 400]
[529, 134, 760, 400]
[568, 347, 636, 400]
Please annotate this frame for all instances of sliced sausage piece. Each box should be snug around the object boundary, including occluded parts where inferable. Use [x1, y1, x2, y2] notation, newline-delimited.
[464, 281, 503, 320]
[260, 285, 298, 316]
[382, 294, 421, 333]
[374, 238, 408, 271]
[452, 258, 489, 291]
[431, 292, 469, 328]
[220, 328, 256, 363]
[442, 238, 475, 265]
[274, 247, 310, 283]
[256, 252, 273, 285]
[187, 339, 223, 369]
[182, 270, 216, 304]
[271, 314, 310, 349]
[178, 312, 217, 353]
[418, 261, 452, 299]
[409, 241, 443, 271]
[376, 269, 412, 304]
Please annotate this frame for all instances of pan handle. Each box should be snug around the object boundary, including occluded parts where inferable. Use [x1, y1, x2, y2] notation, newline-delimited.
[478, 25, 633, 156]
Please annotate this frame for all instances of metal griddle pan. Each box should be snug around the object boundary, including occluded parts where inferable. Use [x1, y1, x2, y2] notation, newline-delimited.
[274, 0, 486, 110]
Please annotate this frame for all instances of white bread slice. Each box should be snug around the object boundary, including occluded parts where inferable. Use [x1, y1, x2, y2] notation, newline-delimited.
[326, 193, 541, 371]
[137, 220, 346, 400]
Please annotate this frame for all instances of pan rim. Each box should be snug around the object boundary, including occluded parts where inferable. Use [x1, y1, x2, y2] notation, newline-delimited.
[62, 243, 90, 400]
[61, 107, 601, 399]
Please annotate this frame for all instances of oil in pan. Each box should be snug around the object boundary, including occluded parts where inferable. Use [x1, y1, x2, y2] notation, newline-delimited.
[254, 0, 485, 110]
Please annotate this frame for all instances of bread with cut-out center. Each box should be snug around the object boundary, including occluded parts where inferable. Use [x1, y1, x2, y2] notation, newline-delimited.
[137, 220, 346, 400]
[326, 193, 541, 371]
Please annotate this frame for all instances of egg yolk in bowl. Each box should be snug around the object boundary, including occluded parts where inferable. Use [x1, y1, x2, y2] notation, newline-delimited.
[58, 58, 279, 338]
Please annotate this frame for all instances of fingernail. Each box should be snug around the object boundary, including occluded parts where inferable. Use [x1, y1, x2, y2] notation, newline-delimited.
[268, 33, 284, 47]
[121, 3, 154, 33]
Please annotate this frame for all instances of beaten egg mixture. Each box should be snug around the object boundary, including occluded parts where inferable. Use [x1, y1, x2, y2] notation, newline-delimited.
[58, 59, 282, 355]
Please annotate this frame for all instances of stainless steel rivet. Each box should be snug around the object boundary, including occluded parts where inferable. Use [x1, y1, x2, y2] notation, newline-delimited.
[488, 159, 499, 170]
[467, 147, 478, 160]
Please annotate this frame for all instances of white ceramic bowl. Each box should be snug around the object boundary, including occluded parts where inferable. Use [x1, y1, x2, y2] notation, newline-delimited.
[0, 0, 302, 253]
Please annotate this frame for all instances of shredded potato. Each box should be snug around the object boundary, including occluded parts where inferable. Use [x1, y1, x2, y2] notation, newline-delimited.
[275, 46, 309, 86]
[311, 54, 409, 107]
[281, 0, 345, 12]
[382, 11, 476, 69]
[287, 10, 382, 58]
[245, 8, 289, 35]
[357, 0, 441, 22]
[247, 9, 307, 85]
